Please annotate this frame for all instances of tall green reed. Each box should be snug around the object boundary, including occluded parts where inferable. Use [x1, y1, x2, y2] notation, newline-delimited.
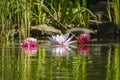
[107, 0, 112, 22]
[112, 0, 120, 28]
[32, 0, 46, 25]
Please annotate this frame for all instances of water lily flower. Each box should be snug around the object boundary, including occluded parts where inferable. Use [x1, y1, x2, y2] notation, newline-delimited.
[20, 37, 38, 47]
[49, 33, 76, 46]
[77, 34, 90, 44]
[51, 45, 73, 56]
[77, 45, 90, 56]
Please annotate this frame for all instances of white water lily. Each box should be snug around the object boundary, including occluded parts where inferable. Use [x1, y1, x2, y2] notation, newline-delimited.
[49, 33, 76, 46]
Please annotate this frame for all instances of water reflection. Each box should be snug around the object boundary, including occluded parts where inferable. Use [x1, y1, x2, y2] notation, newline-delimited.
[77, 45, 90, 56]
[50, 45, 74, 56]
[106, 45, 120, 80]
[0, 42, 120, 80]
[22, 47, 37, 56]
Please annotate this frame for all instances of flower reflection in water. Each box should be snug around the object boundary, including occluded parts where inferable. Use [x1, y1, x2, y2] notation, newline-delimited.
[51, 45, 74, 56]
[20, 37, 38, 56]
[23, 47, 37, 56]
[77, 45, 90, 56]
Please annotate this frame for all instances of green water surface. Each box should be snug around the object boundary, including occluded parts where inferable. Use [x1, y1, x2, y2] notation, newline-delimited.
[0, 42, 120, 80]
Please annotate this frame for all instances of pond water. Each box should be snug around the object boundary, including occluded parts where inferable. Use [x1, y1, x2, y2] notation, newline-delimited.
[0, 41, 120, 80]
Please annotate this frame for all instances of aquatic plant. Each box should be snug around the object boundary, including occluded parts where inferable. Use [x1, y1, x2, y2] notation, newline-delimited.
[0, 0, 93, 41]
[70, 0, 94, 28]
[20, 38, 38, 47]
[77, 34, 90, 44]
[107, 0, 112, 22]
[107, 0, 120, 28]
[48, 33, 76, 46]
[43, 0, 92, 30]
[112, 0, 120, 28]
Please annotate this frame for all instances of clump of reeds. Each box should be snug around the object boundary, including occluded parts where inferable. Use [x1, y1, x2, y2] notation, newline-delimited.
[107, 0, 120, 28]
[0, 0, 93, 41]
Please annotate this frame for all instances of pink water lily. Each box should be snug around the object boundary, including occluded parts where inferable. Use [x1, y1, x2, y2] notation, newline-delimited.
[20, 37, 38, 47]
[77, 34, 90, 44]
[49, 33, 76, 46]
